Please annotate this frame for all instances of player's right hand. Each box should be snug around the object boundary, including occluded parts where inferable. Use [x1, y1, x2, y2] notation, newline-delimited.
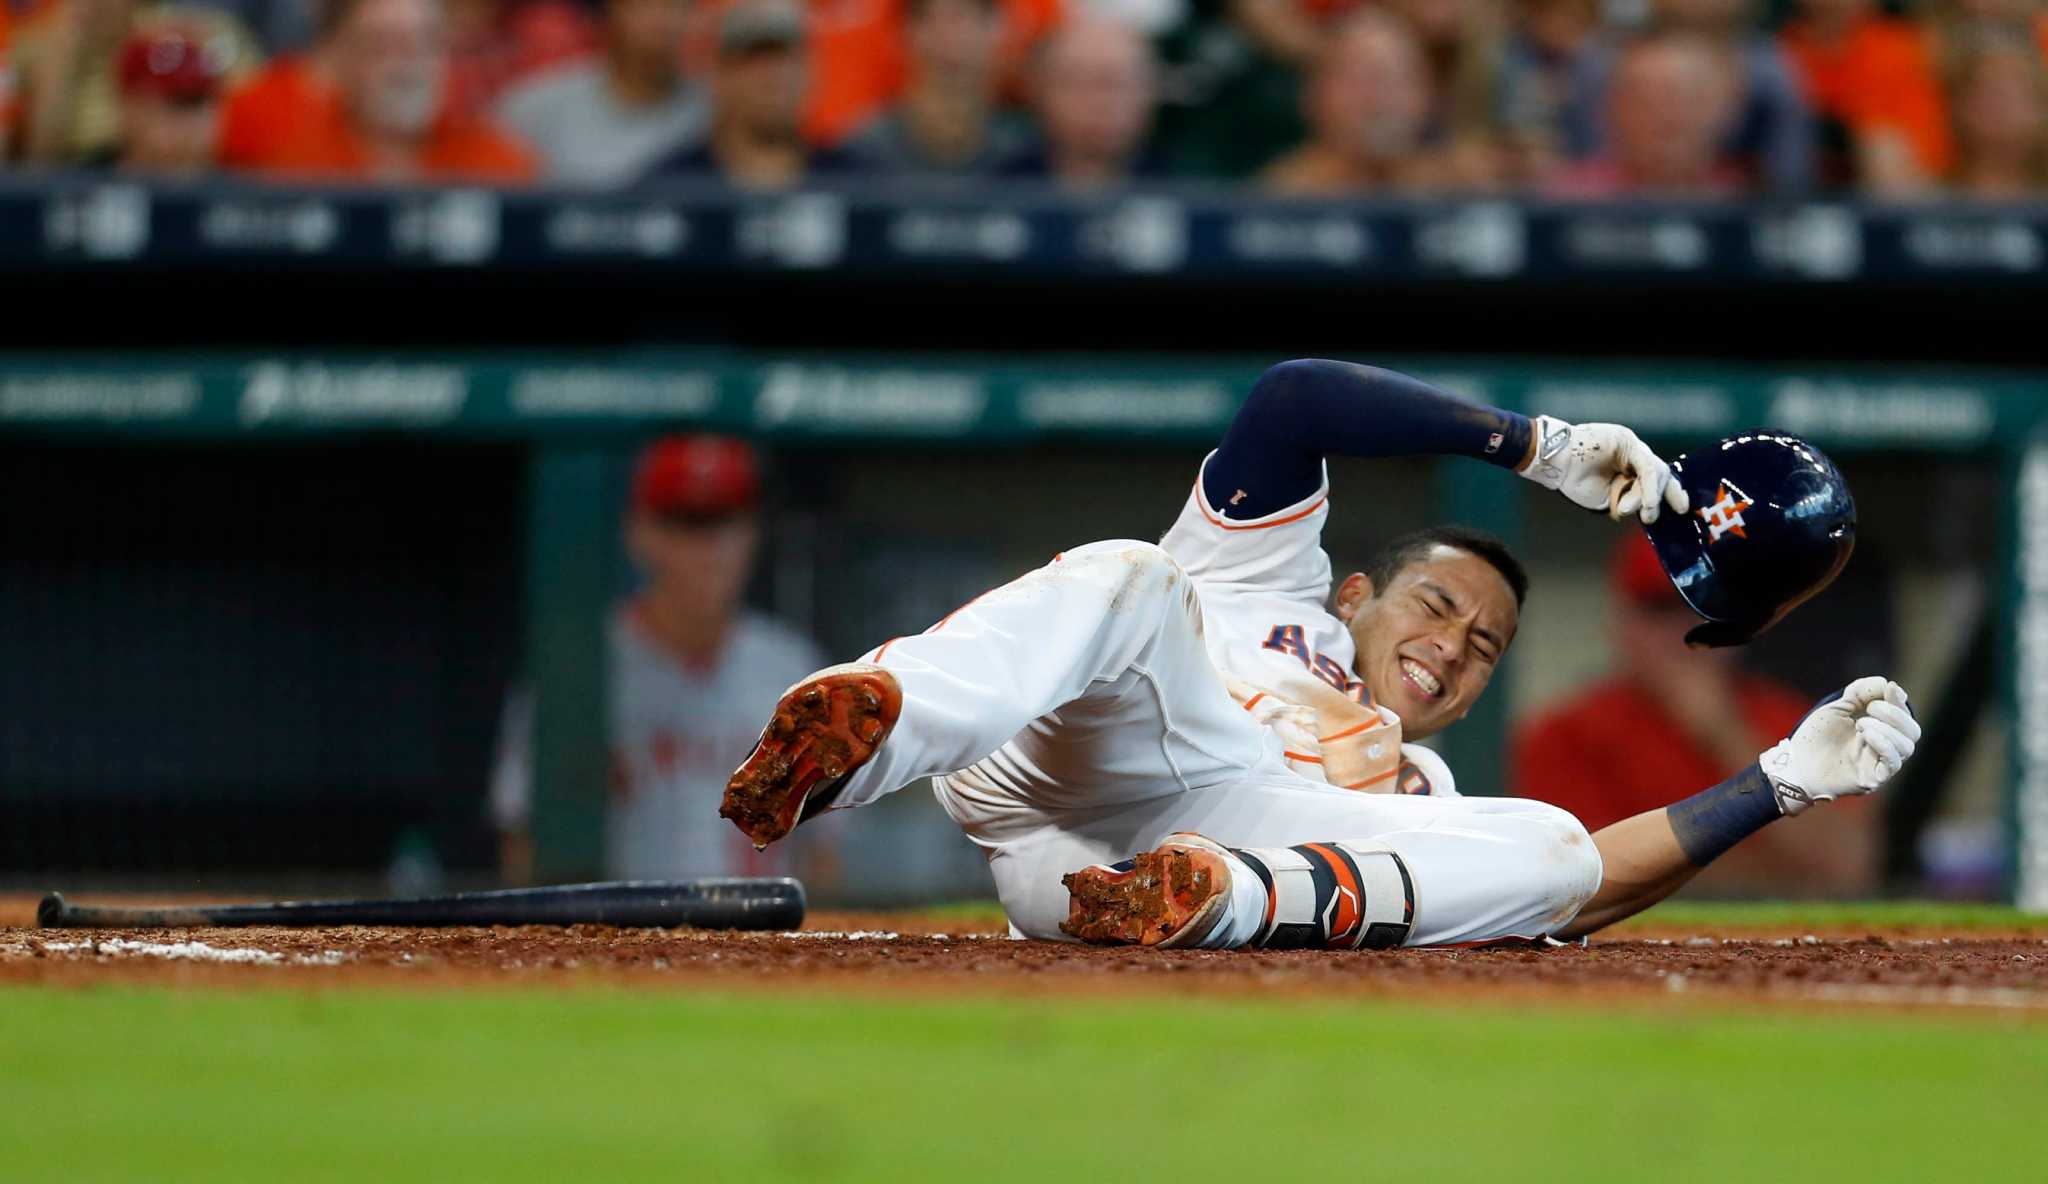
[1757, 677, 1920, 816]
[1518, 416, 1689, 524]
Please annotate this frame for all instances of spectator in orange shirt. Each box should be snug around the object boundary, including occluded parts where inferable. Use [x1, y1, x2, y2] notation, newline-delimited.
[1781, 0, 1954, 192]
[1948, 29, 2047, 198]
[1550, 33, 1748, 198]
[216, 5, 340, 169]
[226, 0, 536, 184]
[774, 0, 907, 146]
[1511, 532, 1878, 897]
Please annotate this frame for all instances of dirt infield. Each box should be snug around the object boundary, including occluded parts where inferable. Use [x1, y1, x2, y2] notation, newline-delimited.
[4, 894, 2044, 1011]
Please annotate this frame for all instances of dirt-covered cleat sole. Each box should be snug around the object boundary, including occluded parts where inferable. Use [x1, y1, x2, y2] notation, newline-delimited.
[721, 663, 902, 850]
[1059, 834, 1232, 948]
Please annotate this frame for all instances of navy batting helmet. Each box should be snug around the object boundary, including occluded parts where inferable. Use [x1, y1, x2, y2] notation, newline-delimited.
[1641, 431, 1855, 648]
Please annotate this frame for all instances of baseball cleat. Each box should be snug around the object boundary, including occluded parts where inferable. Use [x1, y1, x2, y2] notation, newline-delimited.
[721, 663, 902, 850]
[1060, 833, 1233, 948]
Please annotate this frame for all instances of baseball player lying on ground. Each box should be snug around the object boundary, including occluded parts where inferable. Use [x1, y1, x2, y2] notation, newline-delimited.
[722, 359, 1916, 949]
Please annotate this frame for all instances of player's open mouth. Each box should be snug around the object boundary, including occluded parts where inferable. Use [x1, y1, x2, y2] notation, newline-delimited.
[1400, 658, 1444, 699]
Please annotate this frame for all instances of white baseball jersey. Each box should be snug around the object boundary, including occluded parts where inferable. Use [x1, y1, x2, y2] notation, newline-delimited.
[1157, 453, 1457, 797]
[490, 606, 827, 878]
[606, 606, 825, 879]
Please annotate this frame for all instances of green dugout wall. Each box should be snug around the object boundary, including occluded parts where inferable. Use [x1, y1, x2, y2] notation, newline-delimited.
[5, 351, 2041, 905]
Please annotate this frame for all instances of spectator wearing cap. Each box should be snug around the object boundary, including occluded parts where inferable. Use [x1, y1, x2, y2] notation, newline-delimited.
[496, 0, 706, 187]
[1510, 532, 1876, 897]
[9, 0, 255, 165]
[223, 0, 536, 184]
[1260, 10, 1441, 194]
[489, 435, 827, 884]
[106, 25, 229, 172]
[1567, 0, 1817, 193]
[645, 0, 854, 187]
[1780, 0, 1953, 191]
[1001, 12, 1162, 188]
[837, 0, 1026, 178]
[1549, 33, 1747, 197]
[1948, 30, 2047, 199]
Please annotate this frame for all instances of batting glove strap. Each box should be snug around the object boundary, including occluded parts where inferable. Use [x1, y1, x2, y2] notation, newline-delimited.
[1231, 843, 1415, 951]
[1518, 415, 1577, 491]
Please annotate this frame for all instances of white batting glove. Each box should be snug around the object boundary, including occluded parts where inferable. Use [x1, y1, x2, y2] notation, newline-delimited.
[1519, 415, 1690, 524]
[1758, 677, 1921, 816]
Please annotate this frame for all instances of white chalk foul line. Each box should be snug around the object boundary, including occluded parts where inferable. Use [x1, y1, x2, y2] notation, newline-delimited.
[9, 938, 350, 966]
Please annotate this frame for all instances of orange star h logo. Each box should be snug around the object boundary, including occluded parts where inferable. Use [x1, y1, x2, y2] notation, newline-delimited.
[1699, 483, 1752, 543]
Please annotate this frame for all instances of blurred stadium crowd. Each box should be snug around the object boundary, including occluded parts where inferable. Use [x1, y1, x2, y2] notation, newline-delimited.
[0, 0, 2043, 198]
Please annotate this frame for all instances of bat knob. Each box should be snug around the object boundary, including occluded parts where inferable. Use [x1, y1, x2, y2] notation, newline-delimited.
[37, 893, 65, 929]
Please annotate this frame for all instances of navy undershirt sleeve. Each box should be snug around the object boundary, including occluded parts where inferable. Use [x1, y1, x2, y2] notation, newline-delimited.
[1666, 763, 1783, 867]
[1202, 359, 1535, 520]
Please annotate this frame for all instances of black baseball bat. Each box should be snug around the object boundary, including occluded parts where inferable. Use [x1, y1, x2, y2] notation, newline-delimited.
[36, 877, 804, 930]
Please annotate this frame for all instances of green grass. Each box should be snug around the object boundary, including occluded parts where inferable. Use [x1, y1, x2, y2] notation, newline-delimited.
[5, 984, 2043, 1182]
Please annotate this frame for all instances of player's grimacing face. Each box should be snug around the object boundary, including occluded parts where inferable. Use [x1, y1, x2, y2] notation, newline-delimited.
[1336, 547, 1518, 739]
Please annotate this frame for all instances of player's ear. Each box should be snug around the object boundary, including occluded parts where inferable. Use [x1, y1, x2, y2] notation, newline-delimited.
[1335, 572, 1373, 621]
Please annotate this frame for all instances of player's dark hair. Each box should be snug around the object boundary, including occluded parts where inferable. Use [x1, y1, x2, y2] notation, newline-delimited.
[1365, 526, 1528, 607]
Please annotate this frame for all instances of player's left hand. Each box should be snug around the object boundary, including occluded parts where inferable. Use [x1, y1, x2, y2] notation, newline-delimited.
[1519, 416, 1689, 524]
[1758, 676, 1921, 816]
